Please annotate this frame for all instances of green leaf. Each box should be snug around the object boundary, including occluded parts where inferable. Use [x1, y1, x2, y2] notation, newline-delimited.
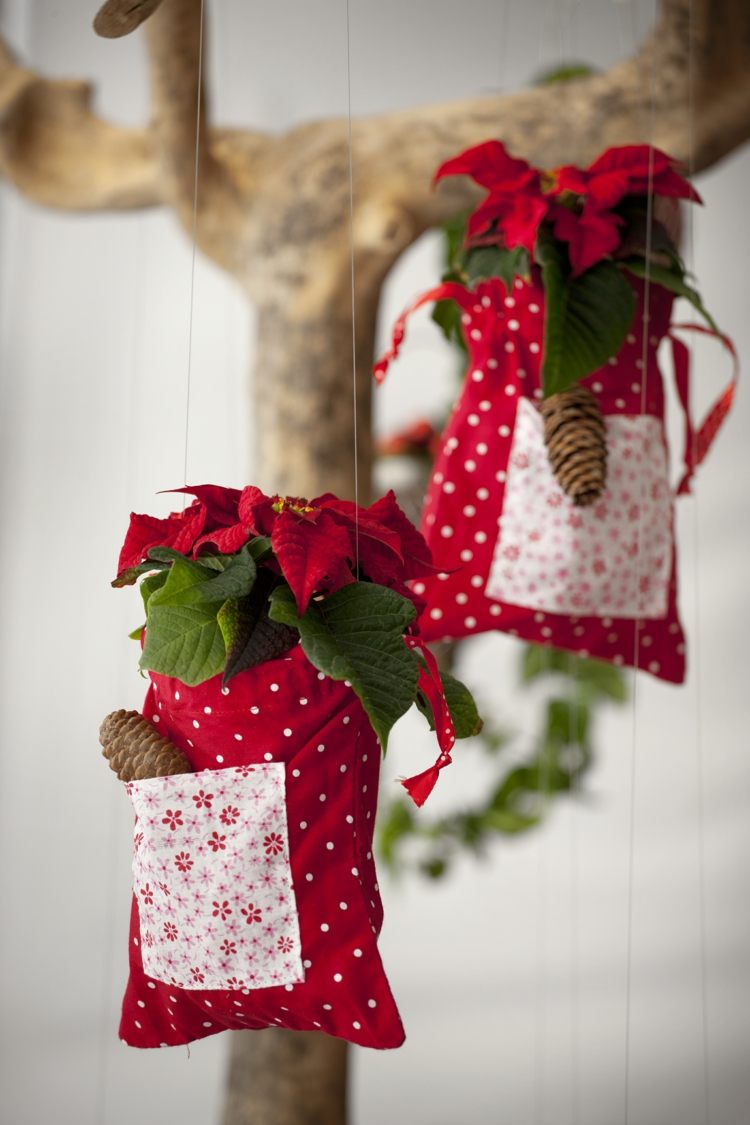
[521, 644, 627, 703]
[440, 209, 472, 272]
[534, 61, 598, 85]
[139, 604, 226, 685]
[129, 624, 145, 641]
[218, 573, 299, 686]
[111, 559, 169, 588]
[431, 296, 467, 351]
[484, 808, 541, 834]
[420, 858, 448, 880]
[415, 668, 483, 740]
[147, 549, 256, 607]
[139, 557, 227, 685]
[377, 799, 415, 869]
[612, 207, 677, 263]
[619, 257, 720, 333]
[269, 583, 418, 751]
[147, 546, 189, 564]
[140, 569, 169, 612]
[247, 536, 272, 561]
[546, 697, 590, 746]
[536, 227, 636, 395]
[466, 244, 529, 291]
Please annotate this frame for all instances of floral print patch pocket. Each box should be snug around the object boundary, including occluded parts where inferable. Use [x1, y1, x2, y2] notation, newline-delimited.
[126, 765, 303, 992]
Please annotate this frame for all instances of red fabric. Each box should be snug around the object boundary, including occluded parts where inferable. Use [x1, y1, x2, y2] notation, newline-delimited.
[120, 643, 405, 1050]
[376, 273, 733, 684]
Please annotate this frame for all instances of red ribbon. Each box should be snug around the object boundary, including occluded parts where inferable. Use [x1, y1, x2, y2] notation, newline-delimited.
[399, 636, 456, 807]
[669, 323, 738, 496]
[374, 283, 472, 384]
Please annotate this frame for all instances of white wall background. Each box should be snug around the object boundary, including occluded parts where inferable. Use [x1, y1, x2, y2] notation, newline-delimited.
[0, 2, 748, 1124]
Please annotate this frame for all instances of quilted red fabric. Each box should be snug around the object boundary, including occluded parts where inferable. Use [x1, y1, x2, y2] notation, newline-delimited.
[119, 643, 405, 1050]
[376, 274, 734, 684]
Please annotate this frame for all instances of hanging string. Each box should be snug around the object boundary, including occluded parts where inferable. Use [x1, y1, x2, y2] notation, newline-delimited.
[685, 0, 712, 1115]
[344, 0, 360, 567]
[624, 2, 657, 1120]
[182, 0, 207, 495]
[94, 214, 153, 1125]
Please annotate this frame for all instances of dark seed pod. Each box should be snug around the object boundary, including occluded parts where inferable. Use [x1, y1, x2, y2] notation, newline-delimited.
[540, 384, 608, 507]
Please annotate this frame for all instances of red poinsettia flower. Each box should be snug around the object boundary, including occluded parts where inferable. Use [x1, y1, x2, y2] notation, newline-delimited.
[548, 145, 701, 275]
[433, 140, 701, 277]
[550, 203, 625, 276]
[435, 140, 549, 254]
[117, 483, 438, 616]
[117, 500, 207, 576]
[434, 139, 539, 193]
[117, 484, 243, 575]
[467, 191, 550, 254]
[237, 485, 438, 615]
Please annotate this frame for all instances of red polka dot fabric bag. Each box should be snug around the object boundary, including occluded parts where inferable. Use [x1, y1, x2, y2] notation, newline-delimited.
[375, 141, 736, 683]
[108, 484, 481, 1050]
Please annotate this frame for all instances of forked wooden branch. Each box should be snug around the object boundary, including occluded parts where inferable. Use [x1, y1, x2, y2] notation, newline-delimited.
[1, 2, 748, 1123]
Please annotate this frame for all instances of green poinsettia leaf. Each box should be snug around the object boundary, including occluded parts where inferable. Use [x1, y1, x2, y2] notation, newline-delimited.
[432, 294, 467, 351]
[139, 603, 226, 685]
[138, 557, 227, 685]
[111, 559, 169, 588]
[218, 573, 299, 687]
[537, 227, 636, 396]
[612, 206, 676, 263]
[146, 548, 257, 607]
[129, 624, 145, 641]
[140, 569, 169, 612]
[466, 244, 529, 291]
[618, 257, 720, 334]
[247, 535, 273, 561]
[146, 546, 189, 564]
[415, 667, 483, 740]
[268, 582, 419, 751]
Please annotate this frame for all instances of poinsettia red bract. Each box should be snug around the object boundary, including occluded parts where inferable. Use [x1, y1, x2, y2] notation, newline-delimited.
[116, 484, 439, 617]
[434, 139, 700, 276]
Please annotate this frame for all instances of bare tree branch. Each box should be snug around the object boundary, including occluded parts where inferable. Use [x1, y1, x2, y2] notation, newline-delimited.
[1, 5, 747, 1124]
[0, 38, 160, 208]
[142, 0, 267, 272]
[94, 0, 165, 39]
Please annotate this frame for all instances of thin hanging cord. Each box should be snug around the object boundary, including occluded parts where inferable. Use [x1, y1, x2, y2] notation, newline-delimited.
[532, 15, 554, 1124]
[685, 0, 712, 1116]
[344, 0, 360, 565]
[94, 216, 151, 1125]
[623, 3, 657, 1120]
[553, 5, 584, 1121]
[182, 0, 207, 494]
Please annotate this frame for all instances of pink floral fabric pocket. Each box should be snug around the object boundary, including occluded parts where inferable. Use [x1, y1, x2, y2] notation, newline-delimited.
[485, 398, 672, 618]
[126, 765, 303, 991]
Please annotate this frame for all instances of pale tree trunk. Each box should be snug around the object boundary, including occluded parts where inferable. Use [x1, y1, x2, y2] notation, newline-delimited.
[222, 271, 378, 1125]
[1, 1, 749, 1122]
[222, 1030, 348, 1125]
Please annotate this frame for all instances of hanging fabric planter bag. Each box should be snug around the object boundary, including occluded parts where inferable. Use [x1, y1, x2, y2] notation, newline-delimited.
[375, 141, 736, 684]
[105, 483, 480, 1049]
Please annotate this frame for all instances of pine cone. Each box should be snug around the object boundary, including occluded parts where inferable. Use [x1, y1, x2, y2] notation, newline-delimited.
[99, 709, 192, 781]
[541, 385, 607, 507]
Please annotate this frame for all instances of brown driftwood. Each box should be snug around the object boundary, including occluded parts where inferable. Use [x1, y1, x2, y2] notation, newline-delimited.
[1, 1, 748, 1122]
